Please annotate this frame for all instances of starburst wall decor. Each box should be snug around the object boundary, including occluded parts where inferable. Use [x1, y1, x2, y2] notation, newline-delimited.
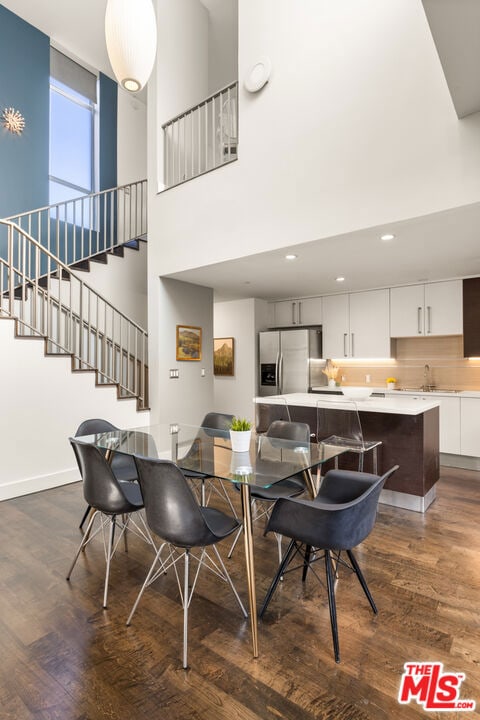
[2, 107, 26, 136]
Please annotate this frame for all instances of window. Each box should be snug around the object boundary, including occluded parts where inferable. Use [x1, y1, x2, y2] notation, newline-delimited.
[49, 48, 97, 217]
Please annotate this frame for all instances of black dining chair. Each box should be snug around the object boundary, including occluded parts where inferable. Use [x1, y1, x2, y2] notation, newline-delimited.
[66, 438, 156, 609]
[126, 456, 248, 669]
[259, 464, 399, 662]
[228, 420, 312, 561]
[181, 412, 238, 515]
[75, 418, 138, 530]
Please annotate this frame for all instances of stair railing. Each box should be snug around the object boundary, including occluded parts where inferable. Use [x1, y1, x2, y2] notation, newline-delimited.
[162, 82, 238, 189]
[4, 180, 147, 268]
[0, 219, 148, 410]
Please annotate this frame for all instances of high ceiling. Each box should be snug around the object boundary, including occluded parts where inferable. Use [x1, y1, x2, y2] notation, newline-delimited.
[3, 0, 480, 302]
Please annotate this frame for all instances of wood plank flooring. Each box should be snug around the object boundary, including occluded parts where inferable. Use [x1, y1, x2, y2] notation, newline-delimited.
[0, 467, 479, 719]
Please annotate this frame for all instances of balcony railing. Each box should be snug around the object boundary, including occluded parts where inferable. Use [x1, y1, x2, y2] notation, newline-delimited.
[162, 82, 238, 189]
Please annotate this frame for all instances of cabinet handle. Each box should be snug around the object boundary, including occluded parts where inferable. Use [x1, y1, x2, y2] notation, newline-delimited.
[427, 305, 432, 334]
[298, 301, 302, 325]
[344, 333, 348, 357]
[417, 307, 422, 334]
[351, 332, 355, 357]
[292, 302, 296, 325]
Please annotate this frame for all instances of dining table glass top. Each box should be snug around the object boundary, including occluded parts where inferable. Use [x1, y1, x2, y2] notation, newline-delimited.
[76, 422, 345, 489]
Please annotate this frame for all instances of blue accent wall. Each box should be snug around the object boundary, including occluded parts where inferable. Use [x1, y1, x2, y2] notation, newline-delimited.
[0, 5, 50, 217]
[99, 72, 118, 191]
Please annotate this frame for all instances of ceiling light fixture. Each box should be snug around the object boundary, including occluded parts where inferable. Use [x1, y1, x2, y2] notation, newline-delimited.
[285, 254, 297, 260]
[105, 0, 157, 93]
[381, 233, 395, 241]
[335, 276, 345, 282]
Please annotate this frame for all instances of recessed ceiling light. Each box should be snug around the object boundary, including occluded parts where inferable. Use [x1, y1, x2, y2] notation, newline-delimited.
[285, 254, 297, 260]
[381, 233, 395, 241]
[335, 276, 345, 283]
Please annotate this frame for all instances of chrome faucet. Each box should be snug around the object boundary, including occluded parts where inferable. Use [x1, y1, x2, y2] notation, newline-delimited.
[423, 364, 432, 391]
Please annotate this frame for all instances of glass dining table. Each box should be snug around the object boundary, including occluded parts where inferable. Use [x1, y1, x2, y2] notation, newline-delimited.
[77, 422, 346, 659]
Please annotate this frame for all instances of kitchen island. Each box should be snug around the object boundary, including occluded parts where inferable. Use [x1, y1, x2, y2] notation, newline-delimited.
[257, 393, 440, 511]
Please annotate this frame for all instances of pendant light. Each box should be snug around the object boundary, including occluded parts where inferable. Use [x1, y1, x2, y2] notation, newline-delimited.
[105, 0, 157, 93]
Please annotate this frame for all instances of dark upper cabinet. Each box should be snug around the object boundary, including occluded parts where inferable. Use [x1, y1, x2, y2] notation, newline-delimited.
[463, 277, 480, 357]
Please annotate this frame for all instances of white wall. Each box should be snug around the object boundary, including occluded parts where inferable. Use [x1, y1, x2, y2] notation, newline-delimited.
[148, 278, 213, 425]
[213, 298, 268, 419]
[117, 90, 147, 185]
[206, 0, 238, 94]
[149, 0, 480, 275]
[155, 0, 209, 191]
[0, 319, 149, 501]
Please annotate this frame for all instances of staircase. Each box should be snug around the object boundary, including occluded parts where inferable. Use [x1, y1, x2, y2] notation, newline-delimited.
[0, 181, 149, 411]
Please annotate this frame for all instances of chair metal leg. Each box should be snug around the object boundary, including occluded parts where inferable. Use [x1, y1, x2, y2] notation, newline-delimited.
[259, 539, 297, 618]
[66, 509, 98, 579]
[103, 515, 116, 608]
[373, 447, 378, 475]
[324, 549, 340, 663]
[302, 545, 312, 582]
[126, 542, 167, 626]
[183, 549, 190, 669]
[346, 549, 377, 614]
[79, 504, 91, 530]
[211, 545, 248, 618]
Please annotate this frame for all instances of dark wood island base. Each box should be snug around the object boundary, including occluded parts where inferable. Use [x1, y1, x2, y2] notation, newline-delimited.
[286, 403, 440, 512]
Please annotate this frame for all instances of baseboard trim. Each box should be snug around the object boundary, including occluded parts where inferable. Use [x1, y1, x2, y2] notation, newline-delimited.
[440, 453, 480, 471]
[0, 467, 80, 502]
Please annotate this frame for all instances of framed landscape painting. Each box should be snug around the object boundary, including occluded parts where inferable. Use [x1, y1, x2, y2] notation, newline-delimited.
[176, 325, 202, 361]
[214, 337, 234, 376]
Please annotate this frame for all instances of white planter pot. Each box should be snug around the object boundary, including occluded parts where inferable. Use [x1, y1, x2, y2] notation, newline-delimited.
[229, 429, 252, 453]
[387, 382, 396, 390]
[328, 378, 336, 387]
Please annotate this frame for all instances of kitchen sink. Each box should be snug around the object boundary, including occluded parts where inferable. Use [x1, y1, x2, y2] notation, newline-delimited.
[397, 387, 458, 393]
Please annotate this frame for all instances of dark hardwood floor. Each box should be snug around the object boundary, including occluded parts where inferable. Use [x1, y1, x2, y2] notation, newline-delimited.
[0, 467, 479, 719]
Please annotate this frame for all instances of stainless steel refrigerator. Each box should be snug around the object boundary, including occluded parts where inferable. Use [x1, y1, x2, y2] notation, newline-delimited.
[258, 328, 325, 396]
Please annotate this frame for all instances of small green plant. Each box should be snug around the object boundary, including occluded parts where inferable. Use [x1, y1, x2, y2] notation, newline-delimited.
[230, 417, 252, 431]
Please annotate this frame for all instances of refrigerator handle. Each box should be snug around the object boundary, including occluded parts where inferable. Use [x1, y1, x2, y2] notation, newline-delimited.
[278, 352, 283, 393]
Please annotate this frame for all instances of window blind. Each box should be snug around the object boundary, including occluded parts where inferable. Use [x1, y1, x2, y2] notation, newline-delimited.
[50, 47, 97, 103]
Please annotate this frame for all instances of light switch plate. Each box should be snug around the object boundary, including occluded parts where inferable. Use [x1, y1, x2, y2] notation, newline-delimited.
[170, 369, 179, 379]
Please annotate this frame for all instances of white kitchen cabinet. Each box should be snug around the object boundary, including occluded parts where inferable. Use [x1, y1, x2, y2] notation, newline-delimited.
[273, 297, 322, 327]
[390, 280, 462, 337]
[395, 393, 461, 454]
[322, 289, 391, 359]
[460, 397, 480, 457]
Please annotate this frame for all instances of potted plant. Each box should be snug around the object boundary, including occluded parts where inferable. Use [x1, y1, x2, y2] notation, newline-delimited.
[229, 417, 252, 452]
[322, 359, 339, 387]
[386, 376, 397, 390]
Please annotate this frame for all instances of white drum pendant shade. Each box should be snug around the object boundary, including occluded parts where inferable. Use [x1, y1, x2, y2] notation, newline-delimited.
[105, 0, 157, 92]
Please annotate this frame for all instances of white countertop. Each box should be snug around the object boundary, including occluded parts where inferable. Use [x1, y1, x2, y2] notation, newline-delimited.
[258, 393, 440, 415]
[312, 386, 480, 399]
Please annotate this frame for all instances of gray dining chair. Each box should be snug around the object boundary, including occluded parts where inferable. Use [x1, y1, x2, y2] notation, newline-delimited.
[66, 438, 156, 609]
[126, 456, 248, 669]
[75, 418, 138, 529]
[228, 420, 311, 562]
[259, 464, 399, 662]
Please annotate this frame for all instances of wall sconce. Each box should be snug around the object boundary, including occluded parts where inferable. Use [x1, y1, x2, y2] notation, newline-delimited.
[2, 107, 25, 135]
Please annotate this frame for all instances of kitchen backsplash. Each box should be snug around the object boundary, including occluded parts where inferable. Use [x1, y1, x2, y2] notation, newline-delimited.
[322, 336, 480, 391]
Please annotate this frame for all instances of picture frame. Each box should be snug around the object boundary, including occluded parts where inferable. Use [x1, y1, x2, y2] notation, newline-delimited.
[176, 325, 202, 361]
[213, 337, 234, 376]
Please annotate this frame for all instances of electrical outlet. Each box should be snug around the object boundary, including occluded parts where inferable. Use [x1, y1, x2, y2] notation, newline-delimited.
[365, 374, 371, 383]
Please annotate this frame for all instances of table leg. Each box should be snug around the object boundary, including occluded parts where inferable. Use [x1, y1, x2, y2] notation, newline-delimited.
[240, 483, 259, 658]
